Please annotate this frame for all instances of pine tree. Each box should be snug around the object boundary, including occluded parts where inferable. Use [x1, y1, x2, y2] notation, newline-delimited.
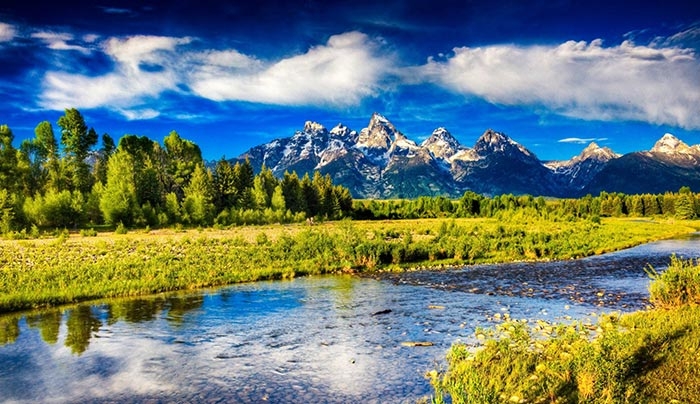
[57, 109, 97, 193]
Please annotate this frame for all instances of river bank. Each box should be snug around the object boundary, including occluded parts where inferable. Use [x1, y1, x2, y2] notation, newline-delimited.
[429, 255, 700, 403]
[1, 217, 698, 314]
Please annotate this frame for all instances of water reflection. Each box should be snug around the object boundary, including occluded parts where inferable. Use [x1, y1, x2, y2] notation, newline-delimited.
[26, 310, 61, 345]
[0, 235, 699, 403]
[0, 293, 206, 355]
[0, 316, 19, 345]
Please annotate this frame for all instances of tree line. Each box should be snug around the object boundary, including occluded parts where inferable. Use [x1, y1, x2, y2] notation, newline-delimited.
[0, 109, 353, 234]
[353, 188, 700, 221]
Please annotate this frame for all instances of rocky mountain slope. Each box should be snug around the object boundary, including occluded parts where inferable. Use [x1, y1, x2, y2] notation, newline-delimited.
[237, 113, 700, 198]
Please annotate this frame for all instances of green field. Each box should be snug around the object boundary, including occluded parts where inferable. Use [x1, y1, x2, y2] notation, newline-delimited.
[0, 216, 697, 314]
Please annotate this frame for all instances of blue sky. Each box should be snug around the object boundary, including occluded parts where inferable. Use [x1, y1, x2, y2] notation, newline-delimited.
[1, 0, 699, 161]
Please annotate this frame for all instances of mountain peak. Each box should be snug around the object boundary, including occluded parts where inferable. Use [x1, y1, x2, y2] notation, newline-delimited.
[651, 133, 690, 154]
[357, 112, 404, 151]
[422, 127, 461, 159]
[475, 129, 520, 153]
[579, 142, 618, 161]
[330, 123, 353, 138]
[303, 121, 326, 134]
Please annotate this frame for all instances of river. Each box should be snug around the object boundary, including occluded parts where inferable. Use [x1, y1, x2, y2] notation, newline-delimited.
[1, 235, 698, 403]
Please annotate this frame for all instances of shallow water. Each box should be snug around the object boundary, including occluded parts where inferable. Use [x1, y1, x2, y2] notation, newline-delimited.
[1, 234, 698, 403]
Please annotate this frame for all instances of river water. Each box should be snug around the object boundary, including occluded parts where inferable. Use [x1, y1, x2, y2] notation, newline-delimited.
[1, 235, 699, 403]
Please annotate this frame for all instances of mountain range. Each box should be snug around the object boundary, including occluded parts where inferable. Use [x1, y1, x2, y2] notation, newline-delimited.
[236, 113, 700, 198]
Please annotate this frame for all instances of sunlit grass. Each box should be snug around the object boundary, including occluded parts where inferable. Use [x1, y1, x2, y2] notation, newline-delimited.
[0, 217, 695, 314]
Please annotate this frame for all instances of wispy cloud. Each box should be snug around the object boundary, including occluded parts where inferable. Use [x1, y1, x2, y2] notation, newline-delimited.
[0, 22, 17, 42]
[558, 137, 608, 144]
[31, 31, 92, 53]
[416, 37, 700, 129]
[39, 35, 192, 119]
[100, 6, 133, 15]
[188, 31, 393, 107]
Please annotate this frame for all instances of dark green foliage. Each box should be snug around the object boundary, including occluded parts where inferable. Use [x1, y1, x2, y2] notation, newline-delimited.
[0, 125, 19, 193]
[57, 109, 97, 193]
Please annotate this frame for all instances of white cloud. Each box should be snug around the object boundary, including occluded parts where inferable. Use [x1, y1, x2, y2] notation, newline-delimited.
[417, 38, 700, 129]
[39, 35, 191, 119]
[0, 22, 17, 42]
[188, 31, 393, 107]
[558, 137, 607, 144]
[38, 32, 392, 119]
[31, 31, 91, 53]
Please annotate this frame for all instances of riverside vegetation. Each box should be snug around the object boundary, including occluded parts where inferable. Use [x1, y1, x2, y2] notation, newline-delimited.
[428, 255, 700, 404]
[0, 214, 697, 313]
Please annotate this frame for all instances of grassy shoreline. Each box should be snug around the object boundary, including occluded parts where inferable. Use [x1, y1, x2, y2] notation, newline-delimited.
[1, 217, 697, 314]
[429, 256, 700, 404]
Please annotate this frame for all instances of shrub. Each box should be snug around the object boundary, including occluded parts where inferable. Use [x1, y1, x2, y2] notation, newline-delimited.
[80, 228, 98, 237]
[114, 222, 128, 235]
[647, 255, 700, 308]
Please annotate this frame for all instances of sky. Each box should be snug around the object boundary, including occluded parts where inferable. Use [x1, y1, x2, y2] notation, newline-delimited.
[1, 0, 699, 161]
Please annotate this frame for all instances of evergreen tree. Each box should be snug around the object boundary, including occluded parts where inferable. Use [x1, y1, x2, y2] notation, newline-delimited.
[57, 109, 97, 193]
[212, 158, 238, 210]
[281, 171, 305, 213]
[301, 173, 320, 217]
[93, 133, 115, 185]
[0, 125, 19, 193]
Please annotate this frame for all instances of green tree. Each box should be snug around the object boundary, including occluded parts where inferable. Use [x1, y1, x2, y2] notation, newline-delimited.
[0, 188, 17, 233]
[281, 171, 305, 213]
[629, 195, 644, 217]
[57, 109, 98, 193]
[0, 124, 19, 193]
[163, 131, 202, 198]
[100, 151, 138, 226]
[22, 189, 83, 228]
[182, 163, 215, 225]
[117, 135, 163, 208]
[301, 173, 320, 216]
[212, 158, 238, 210]
[675, 192, 696, 220]
[271, 184, 286, 211]
[93, 133, 115, 185]
[232, 159, 255, 209]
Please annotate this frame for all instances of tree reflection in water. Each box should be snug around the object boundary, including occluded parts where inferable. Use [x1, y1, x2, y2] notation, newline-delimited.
[0, 292, 205, 354]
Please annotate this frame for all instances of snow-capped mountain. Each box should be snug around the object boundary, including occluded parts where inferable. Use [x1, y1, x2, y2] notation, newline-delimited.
[236, 114, 700, 198]
[546, 142, 620, 191]
[647, 133, 700, 167]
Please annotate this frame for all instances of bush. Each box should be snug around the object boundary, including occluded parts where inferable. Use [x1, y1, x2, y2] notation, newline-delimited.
[647, 255, 700, 308]
[114, 222, 128, 235]
[80, 228, 98, 237]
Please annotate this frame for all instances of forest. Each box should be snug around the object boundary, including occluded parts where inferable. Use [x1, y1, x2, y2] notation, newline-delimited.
[1, 108, 699, 239]
[0, 108, 353, 235]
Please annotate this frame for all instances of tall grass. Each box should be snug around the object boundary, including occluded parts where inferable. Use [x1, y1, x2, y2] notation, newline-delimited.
[647, 255, 700, 308]
[430, 257, 700, 403]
